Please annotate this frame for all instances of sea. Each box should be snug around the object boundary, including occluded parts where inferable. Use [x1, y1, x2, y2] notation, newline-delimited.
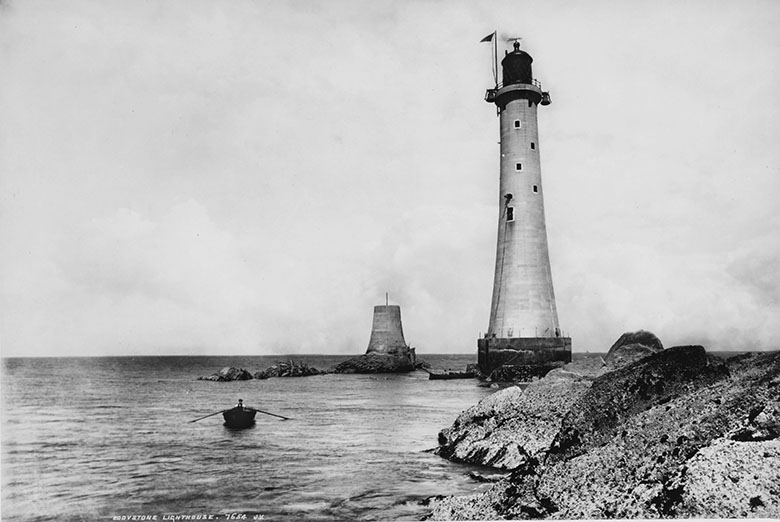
[1, 354, 506, 522]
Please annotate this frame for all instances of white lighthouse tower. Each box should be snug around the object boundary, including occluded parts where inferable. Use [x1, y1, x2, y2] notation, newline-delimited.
[477, 40, 571, 374]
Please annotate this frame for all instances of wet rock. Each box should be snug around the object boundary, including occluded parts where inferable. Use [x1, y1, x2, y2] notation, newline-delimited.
[464, 363, 485, 379]
[198, 366, 253, 381]
[605, 330, 664, 369]
[330, 352, 415, 374]
[415, 359, 432, 370]
[423, 480, 509, 521]
[467, 470, 508, 483]
[426, 465, 544, 521]
[254, 360, 323, 379]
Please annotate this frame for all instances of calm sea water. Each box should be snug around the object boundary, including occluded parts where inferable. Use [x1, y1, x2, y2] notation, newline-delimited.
[2, 354, 501, 522]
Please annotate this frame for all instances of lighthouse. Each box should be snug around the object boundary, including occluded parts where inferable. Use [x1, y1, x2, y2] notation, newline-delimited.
[477, 40, 572, 374]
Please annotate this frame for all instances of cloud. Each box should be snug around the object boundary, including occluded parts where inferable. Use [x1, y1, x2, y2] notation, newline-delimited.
[555, 219, 780, 352]
[1, 201, 263, 355]
[1, 0, 778, 356]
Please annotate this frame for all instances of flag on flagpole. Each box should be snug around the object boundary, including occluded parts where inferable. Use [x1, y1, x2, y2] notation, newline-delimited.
[481, 32, 498, 85]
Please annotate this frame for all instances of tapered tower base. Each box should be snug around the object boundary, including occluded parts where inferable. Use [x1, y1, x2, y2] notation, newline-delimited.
[366, 305, 410, 357]
[478, 337, 571, 375]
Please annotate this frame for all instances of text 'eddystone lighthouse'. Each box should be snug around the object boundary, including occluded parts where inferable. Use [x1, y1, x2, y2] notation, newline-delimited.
[478, 39, 572, 374]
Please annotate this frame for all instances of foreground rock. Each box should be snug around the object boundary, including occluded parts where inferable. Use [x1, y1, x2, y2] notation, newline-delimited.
[198, 366, 253, 381]
[331, 352, 416, 374]
[427, 346, 780, 520]
[548, 345, 727, 460]
[434, 331, 657, 470]
[254, 360, 323, 379]
[435, 357, 600, 469]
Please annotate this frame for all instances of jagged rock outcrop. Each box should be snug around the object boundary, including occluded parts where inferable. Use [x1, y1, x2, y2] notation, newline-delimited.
[604, 329, 664, 369]
[254, 360, 323, 379]
[435, 357, 600, 470]
[433, 332, 656, 470]
[331, 352, 415, 374]
[198, 366, 253, 381]
[548, 345, 728, 460]
[534, 350, 776, 519]
[428, 343, 780, 520]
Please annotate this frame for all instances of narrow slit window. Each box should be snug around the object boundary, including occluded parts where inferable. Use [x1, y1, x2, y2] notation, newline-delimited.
[515, 163, 522, 171]
[532, 185, 539, 194]
[528, 100, 532, 107]
[531, 142, 536, 150]
[506, 207, 515, 222]
[514, 120, 521, 129]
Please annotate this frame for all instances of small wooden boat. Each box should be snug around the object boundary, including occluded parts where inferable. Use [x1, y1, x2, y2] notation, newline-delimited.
[428, 370, 476, 380]
[190, 401, 289, 428]
[222, 406, 257, 429]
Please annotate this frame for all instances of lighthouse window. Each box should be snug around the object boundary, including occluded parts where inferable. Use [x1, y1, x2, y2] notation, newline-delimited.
[532, 185, 539, 193]
[514, 120, 521, 129]
[531, 142, 536, 150]
[515, 163, 523, 171]
[506, 207, 515, 222]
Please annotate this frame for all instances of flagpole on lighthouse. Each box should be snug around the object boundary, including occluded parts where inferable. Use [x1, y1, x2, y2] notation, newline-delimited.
[481, 31, 498, 86]
[493, 31, 498, 85]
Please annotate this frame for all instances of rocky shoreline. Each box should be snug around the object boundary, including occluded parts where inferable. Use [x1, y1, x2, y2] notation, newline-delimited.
[428, 333, 779, 519]
[198, 353, 428, 381]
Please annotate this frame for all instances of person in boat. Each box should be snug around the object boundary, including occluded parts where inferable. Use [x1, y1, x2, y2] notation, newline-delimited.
[236, 399, 245, 410]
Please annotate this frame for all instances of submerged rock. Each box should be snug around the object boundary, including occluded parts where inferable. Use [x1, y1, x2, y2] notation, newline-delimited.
[198, 366, 253, 381]
[254, 360, 323, 379]
[331, 352, 415, 374]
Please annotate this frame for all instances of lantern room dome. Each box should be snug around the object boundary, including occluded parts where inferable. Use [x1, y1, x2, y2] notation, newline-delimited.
[501, 41, 533, 85]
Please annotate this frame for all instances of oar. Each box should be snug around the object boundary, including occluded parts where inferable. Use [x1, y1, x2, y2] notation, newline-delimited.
[249, 408, 291, 421]
[189, 410, 226, 423]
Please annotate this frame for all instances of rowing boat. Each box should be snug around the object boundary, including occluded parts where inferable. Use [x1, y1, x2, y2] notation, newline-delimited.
[222, 406, 257, 429]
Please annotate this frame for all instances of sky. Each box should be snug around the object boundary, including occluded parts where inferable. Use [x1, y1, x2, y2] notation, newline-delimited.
[1, 0, 778, 357]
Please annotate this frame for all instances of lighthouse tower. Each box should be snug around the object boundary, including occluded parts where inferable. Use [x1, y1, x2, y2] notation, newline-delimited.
[477, 40, 571, 374]
[364, 296, 416, 365]
[366, 304, 408, 356]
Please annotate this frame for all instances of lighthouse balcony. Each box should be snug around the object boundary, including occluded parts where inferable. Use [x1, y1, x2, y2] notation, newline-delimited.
[487, 79, 551, 108]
